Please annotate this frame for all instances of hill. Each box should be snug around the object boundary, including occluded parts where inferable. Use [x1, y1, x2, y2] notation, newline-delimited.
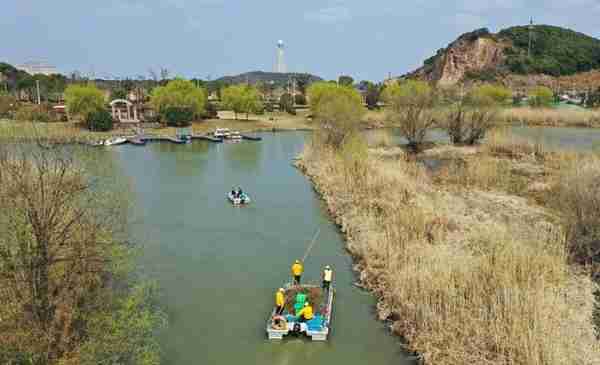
[214, 71, 322, 88]
[406, 25, 600, 87]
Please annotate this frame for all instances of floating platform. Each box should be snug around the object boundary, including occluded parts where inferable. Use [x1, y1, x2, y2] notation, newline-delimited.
[266, 284, 334, 341]
[241, 134, 262, 141]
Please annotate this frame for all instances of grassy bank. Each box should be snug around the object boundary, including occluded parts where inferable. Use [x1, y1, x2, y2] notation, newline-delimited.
[298, 134, 599, 364]
[501, 107, 600, 128]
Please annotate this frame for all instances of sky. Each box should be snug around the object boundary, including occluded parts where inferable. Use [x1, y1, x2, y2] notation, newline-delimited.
[2, 0, 600, 82]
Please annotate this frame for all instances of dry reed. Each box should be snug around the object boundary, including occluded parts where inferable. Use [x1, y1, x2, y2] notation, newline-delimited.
[502, 107, 600, 128]
[299, 138, 599, 365]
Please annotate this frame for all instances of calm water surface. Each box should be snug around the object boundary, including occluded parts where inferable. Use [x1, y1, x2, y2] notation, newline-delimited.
[105, 132, 415, 365]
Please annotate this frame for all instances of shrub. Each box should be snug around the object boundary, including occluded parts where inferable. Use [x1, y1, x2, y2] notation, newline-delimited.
[528, 86, 554, 108]
[382, 80, 437, 150]
[163, 106, 194, 127]
[445, 84, 510, 145]
[0, 94, 17, 118]
[203, 102, 218, 119]
[279, 93, 295, 115]
[87, 109, 114, 131]
[15, 105, 51, 123]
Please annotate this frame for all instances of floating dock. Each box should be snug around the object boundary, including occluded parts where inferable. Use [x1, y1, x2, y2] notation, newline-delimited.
[266, 284, 334, 341]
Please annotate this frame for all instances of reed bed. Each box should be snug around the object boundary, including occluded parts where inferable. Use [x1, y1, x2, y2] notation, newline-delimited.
[501, 107, 600, 128]
[298, 139, 599, 365]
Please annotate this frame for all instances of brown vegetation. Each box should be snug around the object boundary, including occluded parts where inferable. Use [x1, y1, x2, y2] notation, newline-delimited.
[501, 107, 600, 127]
[298, 133, 599, 364]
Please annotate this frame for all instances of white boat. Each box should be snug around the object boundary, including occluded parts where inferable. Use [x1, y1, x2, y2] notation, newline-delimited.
[227, 191, 251, 205]
[227, 131, 242, 140]
[104, 137, 127, 146]
[213, 128, 231, 138]
[90, 140, 105, 146]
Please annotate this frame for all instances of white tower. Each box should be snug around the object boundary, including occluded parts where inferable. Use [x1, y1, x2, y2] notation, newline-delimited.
[275, 40, 287, 73]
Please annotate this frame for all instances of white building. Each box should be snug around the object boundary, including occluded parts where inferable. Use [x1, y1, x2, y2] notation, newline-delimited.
[16, 61, 59, 76]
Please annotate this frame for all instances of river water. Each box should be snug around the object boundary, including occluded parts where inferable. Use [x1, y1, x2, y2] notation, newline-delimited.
[104, 133, 416, 365]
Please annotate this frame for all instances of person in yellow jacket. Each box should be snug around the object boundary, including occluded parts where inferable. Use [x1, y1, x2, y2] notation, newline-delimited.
[291, 260, 303, 285]
[297, 302, 314, 323]
[322, 265, 333, 292]
[275, 288, 285, 315]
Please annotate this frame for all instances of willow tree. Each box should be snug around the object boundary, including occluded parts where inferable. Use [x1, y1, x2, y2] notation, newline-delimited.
[150, 78, 207, 126]
[64, 83, 106, 122]
[221, 84, 263, 120]
[307, 82, 364, 149]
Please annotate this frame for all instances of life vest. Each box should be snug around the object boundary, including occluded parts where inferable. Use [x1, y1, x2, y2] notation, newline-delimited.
[276, 291, 285, 306]
[299, 305, 314, 320]
[323, 268, 333, 282]
[292, 263, 303, 276]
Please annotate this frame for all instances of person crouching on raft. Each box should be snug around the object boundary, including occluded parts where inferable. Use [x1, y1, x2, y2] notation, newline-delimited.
[275, 288, 285, 315]
[291, 260, 303, 285]
[297, 302, 314, 323]
[322, 265, 332, 292]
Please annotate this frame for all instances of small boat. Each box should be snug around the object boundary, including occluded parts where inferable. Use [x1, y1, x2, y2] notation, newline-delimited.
[266, 283, 334, 341]
[90, 140, 105, 146]
[213, 128, 231, 138]
[227, 191, 251, 205]
[226, 131, 242, 140]
[104, 137, 127, 146]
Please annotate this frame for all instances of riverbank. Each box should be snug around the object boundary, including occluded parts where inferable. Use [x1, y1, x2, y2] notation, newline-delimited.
[296, 131, 599, 364]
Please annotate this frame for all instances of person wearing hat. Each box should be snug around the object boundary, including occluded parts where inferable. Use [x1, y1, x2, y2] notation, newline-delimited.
[291, 260, 303, 285]
[322, 265, 333, 292]
[275, 288, 285, 315]
[297, 301, 314, 323]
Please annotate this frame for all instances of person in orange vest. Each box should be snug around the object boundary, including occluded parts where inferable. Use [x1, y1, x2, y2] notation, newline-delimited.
[291, 260, 303, 285]
[322, 265, 333, 292]
[297, 302, 314, 323]
[275, 288, 285, 315]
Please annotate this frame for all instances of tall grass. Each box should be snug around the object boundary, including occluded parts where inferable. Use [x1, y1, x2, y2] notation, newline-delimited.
[299, 140, 599, 364]
[502, 107, 600, 128]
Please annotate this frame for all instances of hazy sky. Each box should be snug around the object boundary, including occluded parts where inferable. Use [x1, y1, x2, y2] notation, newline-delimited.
[2, 0, 600, 81]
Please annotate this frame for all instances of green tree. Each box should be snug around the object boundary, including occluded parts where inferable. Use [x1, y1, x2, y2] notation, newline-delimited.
[382, 80, 437, 150]
[221, 84, 263, 120]
[528, 86, 554, 107]
[64, 83, 106, 122]
[279, 93, 295, 115]
[150, 78, 207, 123]
[338, 75, 354, 87]
[307, 82, 364, 148]
[87, 109, 114, 131]
[111, 88, 128, 100]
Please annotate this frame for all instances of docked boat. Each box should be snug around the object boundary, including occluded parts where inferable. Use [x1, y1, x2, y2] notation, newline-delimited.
[228, 191, 251, 205]
[104, 137, 127, 146]
[213, 128, 231, 138]
[227, 131, 242, 141]
[266, 283, 334, 341]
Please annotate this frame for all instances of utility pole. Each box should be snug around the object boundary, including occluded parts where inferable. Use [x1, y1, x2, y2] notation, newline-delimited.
[36, 79, 41, 105]
[528, 17, 534, 58]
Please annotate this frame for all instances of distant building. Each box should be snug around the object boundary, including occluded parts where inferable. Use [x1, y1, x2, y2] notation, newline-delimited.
[16, 61, 59, 76]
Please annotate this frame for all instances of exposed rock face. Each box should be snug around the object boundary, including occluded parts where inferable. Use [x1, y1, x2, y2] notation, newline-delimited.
[408, 29, 508, 86]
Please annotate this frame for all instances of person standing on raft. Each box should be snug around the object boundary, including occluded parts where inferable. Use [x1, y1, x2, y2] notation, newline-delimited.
[322, 265, 333, 292]
[291, 260, 303, 285]
[275, 288, 285, 315]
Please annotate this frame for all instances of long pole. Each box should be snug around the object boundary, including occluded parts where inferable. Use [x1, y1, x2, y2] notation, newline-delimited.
[36, 80, 41, 105]
[302, 228, 321, 262]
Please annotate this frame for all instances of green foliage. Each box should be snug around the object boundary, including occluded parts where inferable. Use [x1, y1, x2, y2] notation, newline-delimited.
[150, 79, 207, 122]
[585, 87, 600, 108]
[463, 68, 499, 82]
[204, 102, 219, 118]
[15, 105, 51, 123]
[64, 83, 106, 121]
[307, 82, 364, 148]
[163, 106, 194, 127]
[338, 75, 354, 87]
[87, 109, 114, 131]
[364, 82, 381, 109]
[382, 80, 437, 149]
[111, 88, 128, 100]
[221, 84, 263, 119]
[528, 86, 554, 107]
[499, 25, 600, 76]
[279, 93, 295, 115]
[0, 94, 16, 118]
[469, 84, 512, 105]
[80, 282, 167, 365]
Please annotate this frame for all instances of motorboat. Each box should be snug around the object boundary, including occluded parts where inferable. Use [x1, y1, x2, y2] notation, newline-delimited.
[227, 191, 251, 205]
[104, 137, 127, 146]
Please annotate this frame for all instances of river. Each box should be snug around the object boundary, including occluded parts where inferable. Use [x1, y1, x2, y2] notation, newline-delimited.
[103, 132, 416, 365]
